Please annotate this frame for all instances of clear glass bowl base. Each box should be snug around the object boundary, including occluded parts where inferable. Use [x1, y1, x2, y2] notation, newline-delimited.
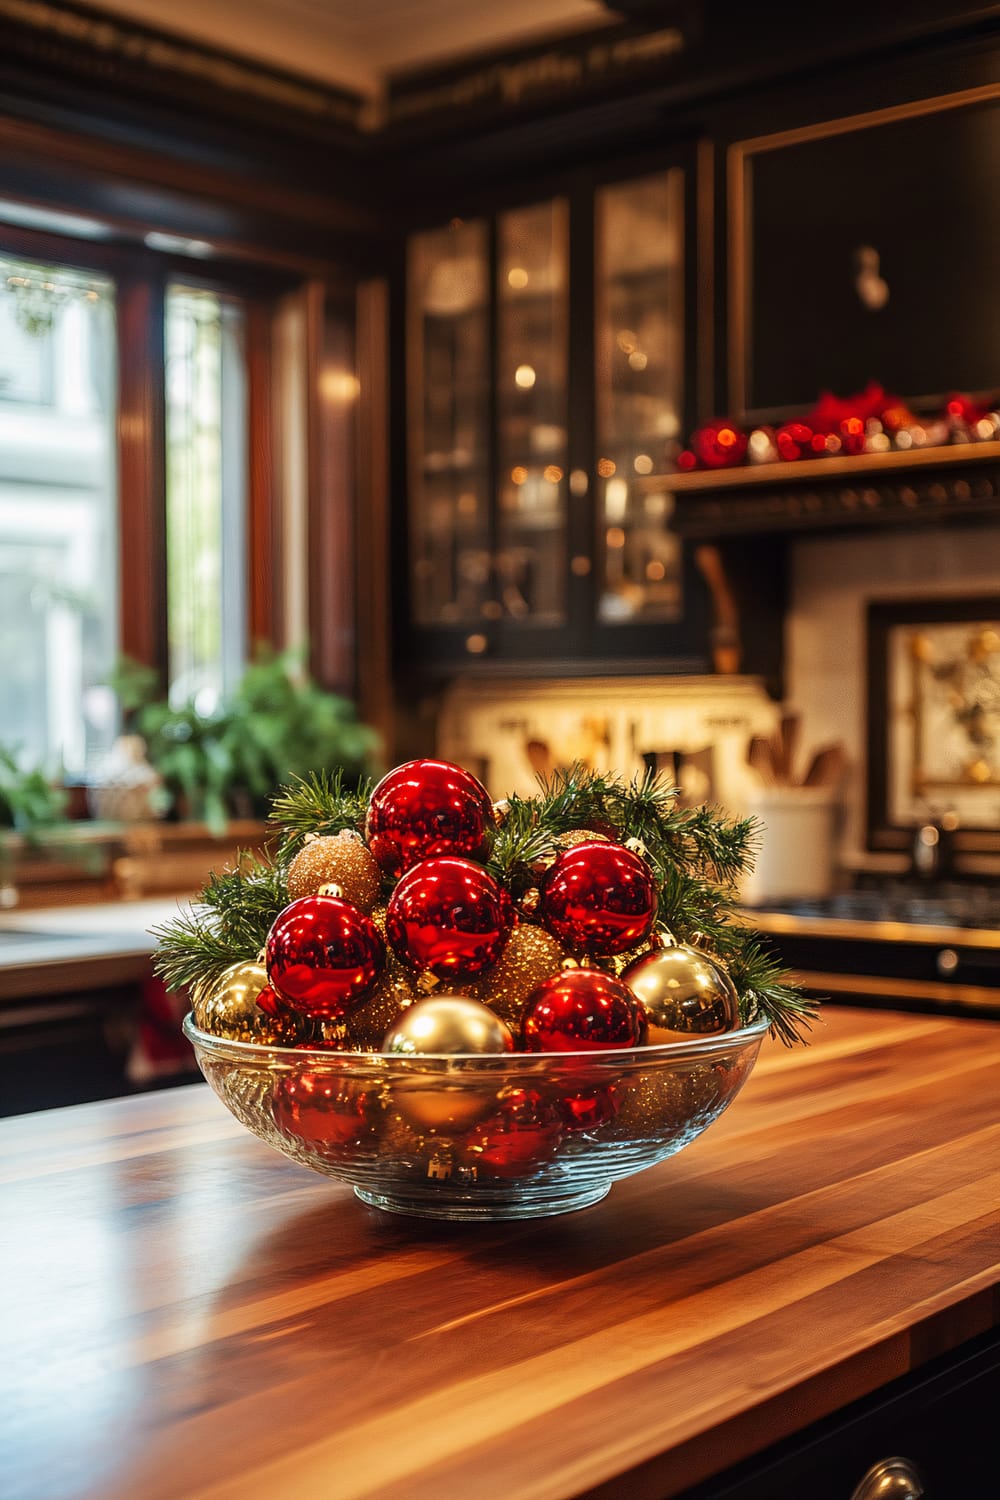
[354, 1181, 611, 1221]
[184, 1013, 768, 1223]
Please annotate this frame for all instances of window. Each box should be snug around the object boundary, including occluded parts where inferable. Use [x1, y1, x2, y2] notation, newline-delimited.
[0, 239, 261, 784]
[0, 254, 118, 777]
[165, 285, 248, 713]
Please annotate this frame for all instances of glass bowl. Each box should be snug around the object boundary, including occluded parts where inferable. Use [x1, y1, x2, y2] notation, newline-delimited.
[183, 1014, 769, 1221]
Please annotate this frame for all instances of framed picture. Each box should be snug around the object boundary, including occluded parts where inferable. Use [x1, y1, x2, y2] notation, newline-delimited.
[867, 597, 1000, 854]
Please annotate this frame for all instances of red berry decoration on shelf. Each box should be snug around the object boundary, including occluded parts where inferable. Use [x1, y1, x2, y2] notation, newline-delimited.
[272, 1070, 381, 1149]
[466, 1088, 563, 1178]
[386, 856, 512, 983]
[538, 840, 657, 955]
[691, 419, 748, 469]
[521, 967, 648, 1052]
[266, 893, 385, 1024]
[365, 758, 495, 880]
[775, 421, 814, 462]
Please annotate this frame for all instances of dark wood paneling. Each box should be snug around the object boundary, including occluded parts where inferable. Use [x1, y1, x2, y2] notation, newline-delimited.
[117, 272, 167, 674]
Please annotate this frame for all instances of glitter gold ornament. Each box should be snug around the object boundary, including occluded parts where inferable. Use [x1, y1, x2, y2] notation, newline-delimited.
[558, 828, 610, 850]
[287, 830, 380, 912]
[344, 949, 419, 1050]
[475, 922, 567, 1030]
[194, 960, 305, 1045]
[621, 944, 739, 1044]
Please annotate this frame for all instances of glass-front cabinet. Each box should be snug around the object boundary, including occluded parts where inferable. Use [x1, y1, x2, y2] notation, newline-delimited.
[406, 159, 704, 669]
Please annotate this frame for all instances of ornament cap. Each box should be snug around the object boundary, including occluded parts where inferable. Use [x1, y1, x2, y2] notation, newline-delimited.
[318, 882, 345, 899]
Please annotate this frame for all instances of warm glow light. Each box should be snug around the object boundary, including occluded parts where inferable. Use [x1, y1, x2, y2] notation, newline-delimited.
[515, 364, 536, 389]
[633, 454, 653, 474]
[511, 466, 528, 485]
[605, 477, 628, 520]
[868, 433, 891, 452]
[543, 465, 563, 483]
[606, 527, 625, 549]
[457, 492, 477, 516]
[465, 633, 488, 654]
[507, 267, 529, 289]
[616, 329, 638, 354]
[646, 560, 666, 581]
[320, 369, 361, 403]
[597, 458, 616, 478]
[628, 351, 648, 372]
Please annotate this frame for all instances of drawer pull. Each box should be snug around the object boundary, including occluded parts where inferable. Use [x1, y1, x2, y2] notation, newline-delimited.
[850, 1456, 924, 1499]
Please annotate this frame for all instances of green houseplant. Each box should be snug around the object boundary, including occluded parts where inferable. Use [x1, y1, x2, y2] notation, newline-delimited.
[123, 650, 379, 835]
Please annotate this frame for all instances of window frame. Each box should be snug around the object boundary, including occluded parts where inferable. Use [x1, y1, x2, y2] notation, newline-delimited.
[0, 222, 295, 761]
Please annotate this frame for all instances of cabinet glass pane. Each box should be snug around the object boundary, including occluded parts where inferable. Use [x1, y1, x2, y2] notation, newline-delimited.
[496, 199, 569, 626]
[408, 220, 490, 627]
[595, 170, 684, 623]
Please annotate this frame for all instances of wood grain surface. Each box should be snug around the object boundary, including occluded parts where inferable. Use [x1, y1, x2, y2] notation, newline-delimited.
[2, 1007, 999, 1500]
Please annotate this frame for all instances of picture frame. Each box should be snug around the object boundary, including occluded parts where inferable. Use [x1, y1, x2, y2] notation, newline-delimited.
[867, 597, 1000, 855]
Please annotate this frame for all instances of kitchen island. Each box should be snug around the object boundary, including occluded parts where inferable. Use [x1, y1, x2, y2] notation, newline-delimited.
[2, 1007, 998, 1499]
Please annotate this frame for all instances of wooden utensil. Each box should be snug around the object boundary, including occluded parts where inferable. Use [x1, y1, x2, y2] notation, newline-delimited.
[802, 744, 846, 788]
[747, 735, 777, 785]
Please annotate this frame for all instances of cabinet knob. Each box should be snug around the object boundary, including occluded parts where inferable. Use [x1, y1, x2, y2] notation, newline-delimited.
[849, 1456, 924, 1499]
[936, 947, 960, 976]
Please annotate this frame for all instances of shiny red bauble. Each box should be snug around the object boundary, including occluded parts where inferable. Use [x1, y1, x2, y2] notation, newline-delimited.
[272, 1070, 380, 1148]
[386, 856, 512, 982]
[538, 840, 657, 955]
[266, 894, 385, 1023]
[365, 758, 495, 879]
[521, 968, 648, 1052]
[466, 1088, 563, 1178]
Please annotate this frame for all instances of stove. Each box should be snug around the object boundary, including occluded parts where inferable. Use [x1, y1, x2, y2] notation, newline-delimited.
[748, 884, 1000, 1018]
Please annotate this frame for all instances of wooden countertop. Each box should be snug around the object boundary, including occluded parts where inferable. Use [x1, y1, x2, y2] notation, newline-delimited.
[3, 1007, 999, 1500]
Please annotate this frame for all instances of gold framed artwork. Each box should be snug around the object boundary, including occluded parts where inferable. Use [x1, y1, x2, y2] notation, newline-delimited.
[867, 598, 1000, 853]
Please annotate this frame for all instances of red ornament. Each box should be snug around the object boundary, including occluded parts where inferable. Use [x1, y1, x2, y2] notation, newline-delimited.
[272, 1070, 380, 1148]
[521, 968, 648, 1052]
[386, 856, 513, 982]
[266, 894, 385, 1023]
[538, 840, 657, 955]
[365, 759, 495, 879]
[466, 1088, 563, 1178]
[691, 419, 748, 469]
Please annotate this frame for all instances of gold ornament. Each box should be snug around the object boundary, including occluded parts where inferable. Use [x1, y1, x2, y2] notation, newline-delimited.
[287, 830, 380, 912]
[621, 944, 739, 1044]
[344, 950, 419, 1051]
[382, 995, 511, 1133]
[558, 828, 611, 850]
[475, 922, 567, 1030]
[194, 960, 305, 1046]
[383, 994, 514, 1056]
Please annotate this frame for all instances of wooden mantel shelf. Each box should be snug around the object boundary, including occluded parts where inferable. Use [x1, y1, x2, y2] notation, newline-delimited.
[3, 1006, 999, 1499]
[642, 439, 1000, 538]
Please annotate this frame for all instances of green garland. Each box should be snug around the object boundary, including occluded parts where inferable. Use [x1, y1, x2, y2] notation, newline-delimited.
[153, 764, 818, 1045]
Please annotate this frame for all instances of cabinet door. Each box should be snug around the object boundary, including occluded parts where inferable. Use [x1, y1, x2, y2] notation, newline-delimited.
[407, 219, 491, 634]
[594, 168, 686, 629]
[494, 199, 570, 639]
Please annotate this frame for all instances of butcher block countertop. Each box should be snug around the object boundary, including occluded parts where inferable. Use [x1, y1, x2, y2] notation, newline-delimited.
[3, 1007, 999, 1500]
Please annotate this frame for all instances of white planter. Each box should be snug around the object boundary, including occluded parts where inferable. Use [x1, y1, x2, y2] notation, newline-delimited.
[742, 788, 839, 905]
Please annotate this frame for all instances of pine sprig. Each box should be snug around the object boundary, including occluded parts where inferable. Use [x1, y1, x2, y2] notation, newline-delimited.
[726, 936, 820, 1047]
[269, 770, 373, 855]
[152, 851, 289, 995]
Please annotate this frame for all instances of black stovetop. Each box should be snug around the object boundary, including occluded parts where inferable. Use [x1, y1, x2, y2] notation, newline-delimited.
[766, 884, 1000, 930]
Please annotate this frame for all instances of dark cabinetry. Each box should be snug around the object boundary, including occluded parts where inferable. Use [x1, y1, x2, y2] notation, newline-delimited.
[402, 157, 714, 674]
[682, 1327, 1000, 1499]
